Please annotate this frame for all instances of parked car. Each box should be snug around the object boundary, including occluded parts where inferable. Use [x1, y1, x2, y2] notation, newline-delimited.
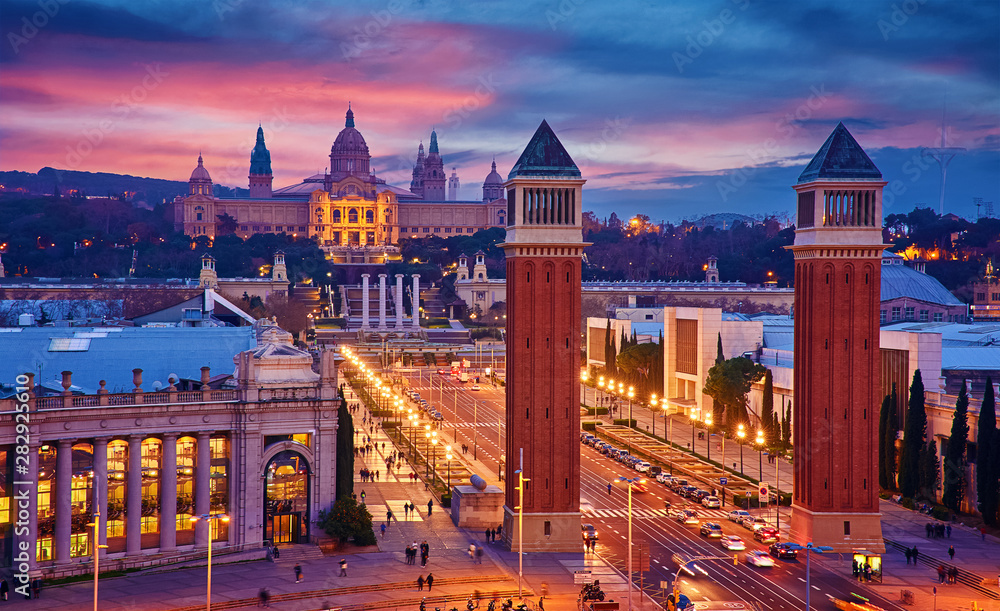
[728, 510, 751, 523]
[670, 479, 689, 492]
[701, 496, 721, 509]
[691, 489, 711, 502]
[769, 542, 798, 559]
[741, 517, 769, 532]
[754, 527, 779, 543]
[699, 522, 723, 538]
[680, 486, 699, 498]
[635, 461, 651, 473]
[746, 550, 775, 567]
[582, 524, 599, 542]
[655, 473, 672, 484]
[720, 535, 746, 551]
[649, 465, 662, 476]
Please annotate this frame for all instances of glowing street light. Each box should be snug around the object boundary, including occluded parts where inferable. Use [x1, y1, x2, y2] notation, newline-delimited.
[737, 424, 746, 474]
[190, 513, 230, 611]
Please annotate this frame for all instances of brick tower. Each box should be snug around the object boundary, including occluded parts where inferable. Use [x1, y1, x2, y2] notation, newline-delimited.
[501, 120, 586, 552]
[788, 123, 887, 552]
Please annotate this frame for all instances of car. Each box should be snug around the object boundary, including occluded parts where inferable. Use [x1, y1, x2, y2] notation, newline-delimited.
[631, 481, 648, 493]
[691, 489, 711, 502]
[680, 485, 699, 498]
[635, 461, 651, 473]
[679, 510, 700, 525]
[437, 368, 448, 375]
[754, 527, 779, 543]
[720, 535, 746, 551]
[701, 496, 721, 509]
[741, 517, 769, 532]
[668, 506, 688, 519]
[648, 465, 662, 476]
[471, 384, 481, 391]
[669, 479, 689, 491]
[769, 542, 798, 559]
[745, 550, 775, 567]
[582, 524, 599, 542]
[655, 473, 671, 484]
[699, 522, 723, 538]
[728, 510, 751, 523]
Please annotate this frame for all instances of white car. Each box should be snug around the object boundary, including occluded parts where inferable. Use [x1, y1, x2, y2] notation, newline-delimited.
[701, 496, 721, 509]
[720, 535, 746, 551]
[635, 461, 651, 473]
[656, 473, 672, 484]
[471, 384, 481, 391]
[728, 510, 751, 523]
[745, 550, 775, 567]
[742, 517, 769, 531]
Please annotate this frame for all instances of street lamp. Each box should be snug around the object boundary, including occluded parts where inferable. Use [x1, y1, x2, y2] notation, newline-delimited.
[580, 371, 589, 408]
[704, 413, 713, 461]
[190, 513, 230, 611]
[407, 411, 417, 461]
[737, 424, 746, 475]
[87, 490, 109, 611]
[617, 476, 645, 611]
[690, 410, 698, 452]
[755, 430, 765, 482]
[445, 445, 453, 491]
[785, 543, 833, 610]
[430, 434, 439, 485]
[424, 425, 433, 477]
[650, 394, 658, 437]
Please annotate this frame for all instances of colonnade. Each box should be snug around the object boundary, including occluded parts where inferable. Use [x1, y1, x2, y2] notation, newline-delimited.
[359, 273, 421, 330]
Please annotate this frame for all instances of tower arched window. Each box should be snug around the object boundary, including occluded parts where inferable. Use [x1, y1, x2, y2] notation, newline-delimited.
[365, 210, 374, 224]
[348, 209, 358, 223]
[333, 209, 342, 223]
[195, 205, 204, 221]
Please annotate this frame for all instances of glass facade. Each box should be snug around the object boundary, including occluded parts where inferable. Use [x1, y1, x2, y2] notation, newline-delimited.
[264, 450, 310, 545]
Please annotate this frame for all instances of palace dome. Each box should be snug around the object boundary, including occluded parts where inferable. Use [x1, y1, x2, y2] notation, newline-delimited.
[331, 107, 369, 156]
[190, 154, 212, 182]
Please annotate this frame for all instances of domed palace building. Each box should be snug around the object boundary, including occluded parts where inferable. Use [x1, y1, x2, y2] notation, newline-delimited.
[170, 107, 507, 261]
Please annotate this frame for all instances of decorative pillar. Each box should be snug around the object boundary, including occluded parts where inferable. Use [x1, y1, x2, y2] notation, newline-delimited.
[411, 274, 420, 328]
[395, 274, 405, 328]
[126, 435, 142, 554]
[378, 273, 387, 329]
[55, 439, 73, 563]
[92, 437, 109, 556]
[160, 434, 178, 552]
[361, 274, 370, 329]
[194, 431, 212, 548]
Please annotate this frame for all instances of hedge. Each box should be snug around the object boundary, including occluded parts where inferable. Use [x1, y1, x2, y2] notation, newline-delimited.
[582, 421, 599, 432]
[585, 407, 609, 416]
[613, 418, 637, 427]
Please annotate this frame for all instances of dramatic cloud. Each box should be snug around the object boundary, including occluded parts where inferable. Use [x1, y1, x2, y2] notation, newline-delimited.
[1, 0, 997, 220]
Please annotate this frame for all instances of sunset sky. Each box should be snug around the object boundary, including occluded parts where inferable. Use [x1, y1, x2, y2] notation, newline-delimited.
[1, 0, 997, 221]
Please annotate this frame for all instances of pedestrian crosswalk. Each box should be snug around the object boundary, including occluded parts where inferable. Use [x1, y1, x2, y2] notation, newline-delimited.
[582, 507, 731, 520]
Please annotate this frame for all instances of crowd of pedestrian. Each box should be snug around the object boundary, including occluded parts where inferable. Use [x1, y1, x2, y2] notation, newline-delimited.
[925, 522, 952, 538]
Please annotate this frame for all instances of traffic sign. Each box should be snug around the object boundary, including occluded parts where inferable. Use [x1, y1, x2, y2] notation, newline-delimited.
[720, 477, 728, 486]
[758, 482, 769, 502]
[573, 570, 593, 584]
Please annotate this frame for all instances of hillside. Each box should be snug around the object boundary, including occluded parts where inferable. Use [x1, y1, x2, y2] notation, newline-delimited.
[0, 168, 247, 205]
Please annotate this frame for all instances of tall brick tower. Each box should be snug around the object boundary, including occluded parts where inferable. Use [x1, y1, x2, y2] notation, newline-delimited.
[788, 123, 887, 552]
[501, 120, 586, 552]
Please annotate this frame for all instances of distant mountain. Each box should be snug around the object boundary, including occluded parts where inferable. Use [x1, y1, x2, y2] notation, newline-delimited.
[0, 168, 247, 205]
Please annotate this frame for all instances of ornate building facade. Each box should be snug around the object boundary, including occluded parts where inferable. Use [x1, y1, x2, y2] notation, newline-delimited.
[171, 108, 507, 248]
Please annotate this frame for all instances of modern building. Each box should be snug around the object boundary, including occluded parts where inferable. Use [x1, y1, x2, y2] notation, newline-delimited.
[170, 108, 507, 248]
[881, 252, 967, 323]
[970, 260, 1000, 321]
[0, 320, 341, 577]
[502, 120, 585, 552]
[787, 122, 886, 552]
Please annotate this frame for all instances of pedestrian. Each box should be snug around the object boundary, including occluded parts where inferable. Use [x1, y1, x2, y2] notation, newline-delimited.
[904, 548, 911, 565]
[258, 587, 270, 607]
[31, 577, 41, 599]
[490, 527, 496, 543]
[497, 524, 502, 538]
[339, 558, 348, 576]
[852, 560, 859, 578]
[938, 564, 946, 583]
[476, 546, 484, 564]
[387, 509, 393, 523]
[404, 504, 409, 519]
[982, 527, 987, 541]
[485, 528, 491, 542]
[946, 523, 952, 538]
[426, 573, 434, 591]
[608, 482, 613, 495]
[295, 563, 303, 583]
[948, 545, 955, 561]
[469, 544, 476, 562]
[360, 490, 366, 504]
[864, 564, 872, 582]
[417, 575, 425, 591]
[380, 523, 386, 538]
[427, 499, 433, 515]
[926, 523, 933, 537]
[912, 546, 919, 562]
[0, 578, 7, 601]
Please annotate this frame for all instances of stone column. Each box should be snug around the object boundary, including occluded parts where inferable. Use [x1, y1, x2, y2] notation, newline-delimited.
[395, 274, 405, 329]
[16, 442, 39, 571]
[55, 439, 74, 563]
[194, 431, 212, 548]
[126, 434, 142, 555]
[160, 434, 178, 552]
[411, 274, 420, 328]
[361, 274, 370, 329]
[92, 437, 109, 556]
[378, 273, 387, 329]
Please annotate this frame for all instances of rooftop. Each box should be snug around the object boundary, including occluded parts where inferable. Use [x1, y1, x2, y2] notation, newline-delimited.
[508, 120, 581, 179]
[797, 122, 882, 184]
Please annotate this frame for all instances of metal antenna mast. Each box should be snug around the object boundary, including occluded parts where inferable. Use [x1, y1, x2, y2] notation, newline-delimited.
[921, 103, 966, 215]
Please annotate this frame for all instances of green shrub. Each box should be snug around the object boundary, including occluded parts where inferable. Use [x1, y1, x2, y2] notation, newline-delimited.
[424, 352, 437, 366]
[441, 493, 452, 508]
[318, 497, 374, 544]
[901, 497, 916, 510]
[330, 317, 347, 329]
[354, 529, 378, 546]
[931, 505, 951, 521]
[612, 418, 637, 427]
[582, 421, 598, 432]
[586, 407, 609, 415]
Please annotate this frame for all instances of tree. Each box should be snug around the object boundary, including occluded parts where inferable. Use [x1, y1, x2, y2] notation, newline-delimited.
[781, 401, 792, 448]
[900, 370, 926, 499]
[942, 381, 969, 512]
[761, 369, 775, 440]
[919, 440, 940, 501]
[216, 212, 238, 235]
[317, 496, 376, 546]
[335, 386, 355, 501]
[978, 377, 998, 525]
[703, 357, 766, 433]
[884, 384, 899, 492]
[617, 342, 660, 398]
[605, 321, 618, 378]
[879, 392, 892, 490]
[716, 333, 725, 365]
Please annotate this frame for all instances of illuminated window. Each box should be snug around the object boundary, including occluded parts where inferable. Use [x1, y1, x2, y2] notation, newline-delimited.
[348, 209, 359, 223]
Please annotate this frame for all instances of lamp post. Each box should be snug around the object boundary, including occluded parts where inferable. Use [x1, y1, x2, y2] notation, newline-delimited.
[581, 371, 589, 408]
[650, 394, 658, 437]
[785, 543, 833, 610]
[430, 435, 439, 486]
[690, 411, 697, 453]
[756, 430, 765, 482]
[407, 412, 417, 462]
[737, 424, 746, 475]
[190, 513, 230, 611]
[424, 425, 433, 477]
[445, 445, 453, 491]
[87, 490, 109, 611]
[704, 414, 713, 461]
[617, 476, 646, 611]
[515, 449, 530, 599]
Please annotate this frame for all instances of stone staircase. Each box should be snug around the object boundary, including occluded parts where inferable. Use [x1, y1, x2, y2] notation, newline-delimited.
[274, 542, 326, 564]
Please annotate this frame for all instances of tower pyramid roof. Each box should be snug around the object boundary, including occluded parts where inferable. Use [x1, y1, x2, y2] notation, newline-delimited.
[250, 125, 272, 175]
[797, 122, 882, 183]
[508, 120, 581, 179]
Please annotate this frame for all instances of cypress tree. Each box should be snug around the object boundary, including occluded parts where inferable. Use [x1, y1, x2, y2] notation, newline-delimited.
[604, 320, 614, 376]
[978, 377, 998, 525]
[716, 333, 725, 365]
[879, 392, 892, 490]
[919, 440, 940, 501]
[761, 369, 774, 438]
[942, 380, 969, 512]
[884, 384, 899, 492]
[335, 385, 355, 501]
[781, 401, 792, 448]
[900, 370, 926, 499]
